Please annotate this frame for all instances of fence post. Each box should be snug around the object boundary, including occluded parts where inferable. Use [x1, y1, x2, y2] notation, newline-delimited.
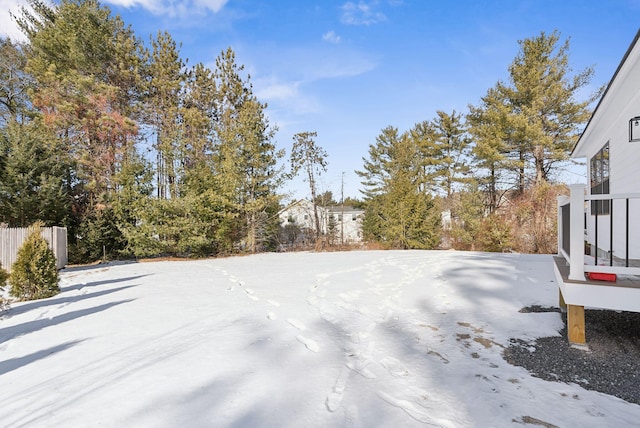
[569, 184, 585, 281]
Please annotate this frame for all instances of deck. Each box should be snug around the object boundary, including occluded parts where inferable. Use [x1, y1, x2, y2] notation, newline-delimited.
[553, 256, 640, 312]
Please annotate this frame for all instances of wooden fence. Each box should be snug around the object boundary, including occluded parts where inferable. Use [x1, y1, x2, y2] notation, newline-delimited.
[0, 227, 68, 273]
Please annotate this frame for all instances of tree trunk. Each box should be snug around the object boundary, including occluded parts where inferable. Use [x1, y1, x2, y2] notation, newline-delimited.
[518, 150, 525, 193]
[534, 145, 546, 186]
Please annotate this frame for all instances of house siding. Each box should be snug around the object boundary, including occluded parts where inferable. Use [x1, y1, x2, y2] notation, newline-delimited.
[278, 200, 364, 248]
[574, 30, 640, 262]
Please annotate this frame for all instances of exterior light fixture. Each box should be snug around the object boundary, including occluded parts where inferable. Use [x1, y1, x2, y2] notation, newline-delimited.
[630, 116, 640, 142]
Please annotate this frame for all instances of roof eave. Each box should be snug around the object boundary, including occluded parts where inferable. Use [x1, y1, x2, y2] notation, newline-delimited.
[571, 28, 640, 158]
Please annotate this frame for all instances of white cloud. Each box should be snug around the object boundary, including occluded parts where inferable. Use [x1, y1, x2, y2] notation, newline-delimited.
[254, 76, 320, 116]
[0, 0, 229, 39]
[322, 30, 341, 44]
[256, 79, 301, 102]
[103, 0, 228, 17]
[340, 1, 386, 26]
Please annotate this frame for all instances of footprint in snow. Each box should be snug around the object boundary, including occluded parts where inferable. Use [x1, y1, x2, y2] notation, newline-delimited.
[475, 374, 500, 393]
[345, 353, 377, 379]
[380, 356, 410, 377]
[326, 367, 348, 412]
[342, 405, 359, 428]
[267, 312, 276, 320]
[245, 288, 259, 301]
[267, 299, 280, 307]
[296, 335, 319, 352]
[287, 318, 306, 330]
[376, 391, 448, 427]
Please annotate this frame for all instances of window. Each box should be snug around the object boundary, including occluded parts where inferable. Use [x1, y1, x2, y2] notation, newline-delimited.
[590, 142, 610, 215]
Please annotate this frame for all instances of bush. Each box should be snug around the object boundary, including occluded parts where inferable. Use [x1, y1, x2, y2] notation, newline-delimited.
[0, 262, 9, 310]
[9, 223, 60, 301]
[0, 262, 8, 288]
[477, 213, 512, 252]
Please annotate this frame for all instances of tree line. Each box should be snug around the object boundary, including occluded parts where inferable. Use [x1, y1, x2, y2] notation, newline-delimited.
[357, 31, 598, 252]
[0, 0, 598, 260]
[1, 0, 290, 262]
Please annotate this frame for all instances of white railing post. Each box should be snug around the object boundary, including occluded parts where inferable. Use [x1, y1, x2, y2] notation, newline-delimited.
[557, 195, 569, 256]
[569, 184, 586, 280]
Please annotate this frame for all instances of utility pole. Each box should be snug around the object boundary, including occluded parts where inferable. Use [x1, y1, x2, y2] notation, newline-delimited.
[341, 172, 345, 245]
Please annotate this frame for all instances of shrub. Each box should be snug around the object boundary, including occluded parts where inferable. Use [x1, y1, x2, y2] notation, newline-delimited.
[477, 213, 512, 252]
[9, 223, 60, 301]
[0, 262, 9, 310]
[0, 262, 7, 288]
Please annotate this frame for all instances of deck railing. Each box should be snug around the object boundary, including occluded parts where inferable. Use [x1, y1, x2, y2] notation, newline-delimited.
[557, 184, 640, 280]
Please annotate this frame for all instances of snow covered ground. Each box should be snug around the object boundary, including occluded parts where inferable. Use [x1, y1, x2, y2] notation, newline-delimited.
[0, 250, 638, 427]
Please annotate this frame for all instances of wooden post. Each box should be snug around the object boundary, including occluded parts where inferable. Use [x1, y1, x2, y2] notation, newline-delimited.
[567, 304, 586, 345]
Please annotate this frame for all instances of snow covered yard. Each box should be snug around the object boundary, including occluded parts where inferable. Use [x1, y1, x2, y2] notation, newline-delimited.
[0, 250, 638, 427]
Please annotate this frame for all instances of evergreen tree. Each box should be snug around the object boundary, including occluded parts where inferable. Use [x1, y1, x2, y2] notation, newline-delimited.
[112, 146, 154, 257]
[18, 0, 140, 198]
[467, 86, 514, 213]
[357, 127, 440, 249]
[212, 48, 284, 253]
[9, 223, 60, 300]
[181, 62, 218, 195]
[449, 183, 486, 250]
[0, 118, 73, 227]
[468, 30, 597, 197]
[16, 0, 145, 261]
[0, 261, 8, 290]
[430, 110, 472, 198]
[505, 31, 595, 185]
[0, 261, 8, 310]
[0, 38, 32, 125]
[146, 31, 185, 200]
[358, 126, 399, 199]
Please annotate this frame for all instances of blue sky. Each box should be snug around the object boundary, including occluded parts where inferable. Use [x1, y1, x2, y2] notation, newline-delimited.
[1, 0, 639, 200]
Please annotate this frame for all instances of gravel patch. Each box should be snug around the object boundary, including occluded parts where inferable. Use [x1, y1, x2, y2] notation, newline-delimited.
[504, 307, 640, 405]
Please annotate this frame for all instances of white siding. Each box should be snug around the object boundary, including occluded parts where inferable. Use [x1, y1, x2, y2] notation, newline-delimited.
[575, 33, 640, 262]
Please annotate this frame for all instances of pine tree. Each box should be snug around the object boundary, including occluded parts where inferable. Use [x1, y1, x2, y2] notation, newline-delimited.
[506, 31, 595, 186]
[449, 182, 486, 250]
[357, 127, 441, 249]
[146, 31, 185, 200]
[212, 48, 284, 253]
[15, 0, 145, 262]
[430, 110, 472, 198]
[467, 86, 514, 213]
[18, 0, 140, 199]
[468, 30, 597, 197]
[9, 223, 60, 300]
[0, 38, 32, 125]
[0, 118, 73, 227]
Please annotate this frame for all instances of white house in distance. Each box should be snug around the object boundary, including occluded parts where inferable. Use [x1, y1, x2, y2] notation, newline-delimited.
[555, 29, 640, 345]
[278, 200, 364, 248]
